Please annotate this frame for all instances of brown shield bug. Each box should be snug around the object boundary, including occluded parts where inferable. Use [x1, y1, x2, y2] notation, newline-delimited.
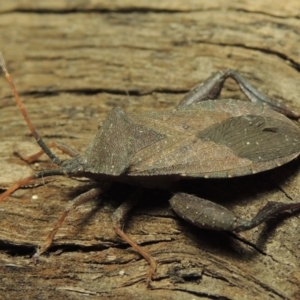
[1, 52, 300, 284]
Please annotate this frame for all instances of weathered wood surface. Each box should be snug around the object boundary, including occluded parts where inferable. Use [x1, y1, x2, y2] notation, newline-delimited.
[0, 1, 300, 299]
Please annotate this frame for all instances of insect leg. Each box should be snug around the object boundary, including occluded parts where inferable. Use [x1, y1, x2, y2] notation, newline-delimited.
[233, 201, 300, 232]
[177, 71, 228, 108]
[0, 142, 78, 201]
[170, 193, 300, 232]
[225, 70, 299, 118]
[33, 186, 105, 260]
[111, 188, 156, 285]
[0, 169, 66, 203]
[177, 69, 299, 118]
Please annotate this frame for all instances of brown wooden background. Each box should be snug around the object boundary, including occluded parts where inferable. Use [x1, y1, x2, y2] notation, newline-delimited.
[0, 1, 300, 299]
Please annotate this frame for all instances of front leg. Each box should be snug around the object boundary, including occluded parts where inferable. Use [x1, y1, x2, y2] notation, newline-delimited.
[178, 69, 299, 118]
[33, 186, 105, 261]
[169, 193, 300, 233]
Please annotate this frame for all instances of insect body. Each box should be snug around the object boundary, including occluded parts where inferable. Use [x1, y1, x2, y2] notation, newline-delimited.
[69, 99, 300, 185]
[1, 54, 300, 283]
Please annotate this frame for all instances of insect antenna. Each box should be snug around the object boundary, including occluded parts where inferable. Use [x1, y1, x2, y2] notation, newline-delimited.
[0, 52, 62, 166]
[0, 53, 66, 201]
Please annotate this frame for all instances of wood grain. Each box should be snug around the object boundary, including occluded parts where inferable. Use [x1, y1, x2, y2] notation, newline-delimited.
[0, 1, 300, 299]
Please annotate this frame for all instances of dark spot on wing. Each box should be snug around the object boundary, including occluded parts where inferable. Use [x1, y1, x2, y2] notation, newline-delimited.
[197, 115, 300, 162]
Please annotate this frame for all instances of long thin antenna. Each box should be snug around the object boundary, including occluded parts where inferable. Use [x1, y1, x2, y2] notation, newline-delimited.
[0, 52, 62, 166]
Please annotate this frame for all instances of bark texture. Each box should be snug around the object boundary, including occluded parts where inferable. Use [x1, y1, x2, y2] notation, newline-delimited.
[0, 1, 300, 299]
